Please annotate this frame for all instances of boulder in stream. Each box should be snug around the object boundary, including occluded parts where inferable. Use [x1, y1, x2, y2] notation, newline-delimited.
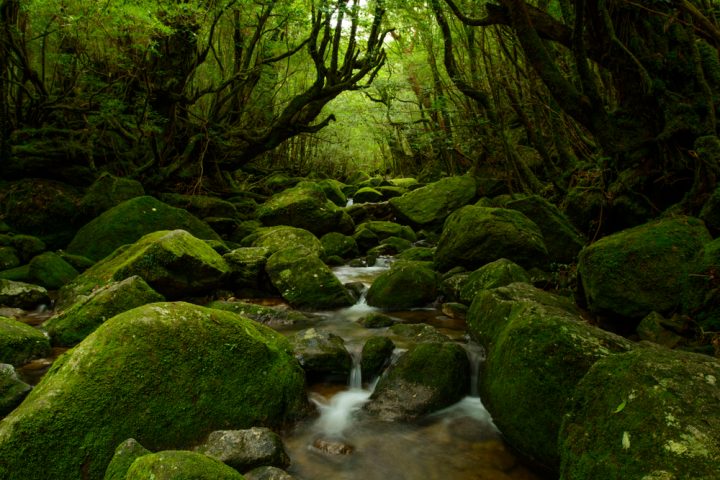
[389, 175, 476, 228]
[195, 427, 290, 471]
[0, 315, 51, 366]
[0, 302, 308, 480]
[361, 336, 395, 380]
[320, 232, 359, 260]
[366, 261, 438, 309]
[290, 328, 352, 383]
[125, 450, 244, 480]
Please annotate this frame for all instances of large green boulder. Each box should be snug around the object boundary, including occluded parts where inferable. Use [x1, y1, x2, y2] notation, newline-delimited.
[1, 234, 46, 263]
[223, 247, 272, 295]
[28, 251, 79, 289]
[559, 347, 720, 480]
[265, 247, 353, 310]
[577, 216, 711, 319]
[58, 230, 229, 309]
[434, 206, 549, 272]
[317, 179, 348, 207]
[0, 247, 20, 271]
[0, 363, 32, 417]
[103, 438, 151, 480]
[248, 226, 324, 257]
[504, 195, 585, 264]
[159, 193, 239, 219]
[459, 258, 530, 304]
[0, 315, 51, 366]
[389, 175, 476, 227]
[320, 232, 359, 260]
[0, 302, 308, 480]
[289, 328, 352, 382]
[365, 342, 469, 421]
[67, 196, 221, 261]
[257, 182, 352, 236]
[79, 173, 145, 219]
[468, 283, 633, 470]
[366, 261, 438, 309]
[126, 450, 244, 480]
[44, 276, 165, 346]
[0, 278, 49, 309]
[353, 187, 384, 204]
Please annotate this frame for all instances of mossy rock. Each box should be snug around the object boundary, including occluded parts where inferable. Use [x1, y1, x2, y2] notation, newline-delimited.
[559, 347, 720, 480]
[440, 272, 470, 303]
[434, 206, 549, 272]
[195, 427, 289, 472]
[459, 259, 530, 304]
[289, 328, 352, 382]
[0, 179, 82, 249]
[388, 178, 418, 189]
[320, 232, 359, 260]
[396, 246, 435, 262]
[80, 173, 145, 219]
[5, 234, 46, 263]
[103, 438, 151, 480]
[699, 185, 720, 237]
[57, 230, 229, 309]
[365, 342, 469, 421]
[0, 302, 308, 480]
[387, 323, 451, 346]
[256, 182, 352, 236]
[686, 238, 720, 331]
[265, 246, 353, 310]
[223, 247, 272, 294]
[376, 236, 413, 254]
[44, 276, 165, 346]
[469, 283, 633, 470]
[361, 336, 395, 381]
[358, 312, 395, 328]
[636, 312, 685, 348]
[317, 179, 348, 207]
[58, 252, 95, 272]
[207, 301, 318, 330]
[227, 197, 259, 221]
[366, 262, 438, 309]
[0, 247, 20, 271]
[28, 251, 79, 289]
[577, 216, 711, 319]
[259, 172, 304, 194]
[0, 279, 49, 310]
[562, 186, 605, 237]
[504, 195, 586, 264]
[353, 187, 384, 204]
[354, 221, 417, 243]
[67, 196, 222, 261]
[0, 315, 51, 366]
[376, 186, 406, 199]
[126, 450, 244, 480]
[159, 193, 239, 219]
[243, 466, 294, 480]
[0, 363, 32, 417]
[249, 226, 324, 257]
[345, 201, 394, 225]
[389, 175, 476, 228]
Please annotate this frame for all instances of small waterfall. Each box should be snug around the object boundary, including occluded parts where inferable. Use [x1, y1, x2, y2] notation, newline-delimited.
[348, 349, 362, 389]
[463, 340, 485, 397]
[345, 198, 354, 207]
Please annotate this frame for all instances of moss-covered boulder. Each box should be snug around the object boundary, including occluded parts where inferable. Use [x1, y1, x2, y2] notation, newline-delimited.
[0, 279, 49, 309]
[559, 347, 720, 480]
[686, 238, 720, 331]
[389, 175, 476, 228]
[67, 196, 221, 261]
[365, 342, 469, 421]
[58, 230, 229, 309]
[361, 336, 395, 380]
[388, 323, 451, 346]
[256, 182, 352, 236]
[248, 226, 324, 257]
[0, 315, 51, 366]
[355, 220, 416, 244]
[0, 363, 32, 417]
[468, 283, 633, 470]
[80, 173, 145, 219]
[320, 232, 359, 260]
[58, 252, 95, 272]
[700, 186, 720, 237]
[265, 246, 353, 310]
[244, 466, 294, 480]
[0, 179, 82, 249]
[0, 302, 307, 480]
[223, 247, 272, 295]
[289, 328, 352, 382]
[2, 234, 46, 263]
[159, 193, 239, 219]
[504, 195, 585, 264]
[28, 251, 79, 289]
[0, 247, 20, 271]
[44, 276, 165, 346]
[358, 312, 395, 328]
[207, 300, 318, 330]
[459, 259, 530, 304]
[126, 450, 244, 480]
[104, 438, 152, 480]
[435, 206, 549, 272]
[195, 427, 289, 471]
[317, 179, 348, 207]
[577, 216, 711, 319]
[366, 261, 438, 309]
[353, 187, 384, 204]
[369, 236, 413, 256]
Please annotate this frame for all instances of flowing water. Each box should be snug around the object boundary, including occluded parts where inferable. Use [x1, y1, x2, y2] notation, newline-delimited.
[281, 260, 543, 480]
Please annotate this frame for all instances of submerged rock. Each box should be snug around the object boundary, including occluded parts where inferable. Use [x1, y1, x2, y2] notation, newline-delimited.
[195, 427, 290, 471]
[0, 315, 51, 366]
[125, 450, 244, 480]
[434, 206, 549, 272]
[66, 196, 221, 261]
[365, 342, 469, 421]
[559, 347, 720, 479]
[0, 302, 308, 480]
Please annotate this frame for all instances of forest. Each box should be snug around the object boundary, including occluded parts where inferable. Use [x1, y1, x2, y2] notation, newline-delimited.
[1, 1, 720, 479]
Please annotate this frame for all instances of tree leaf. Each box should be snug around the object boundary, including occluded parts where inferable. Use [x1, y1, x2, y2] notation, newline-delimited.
[613, 400, 627, 413]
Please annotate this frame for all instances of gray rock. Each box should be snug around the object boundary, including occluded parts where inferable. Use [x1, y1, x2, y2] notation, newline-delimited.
[0, 279, 49, 310]
[196, 427, 290, 472]
[290, 328, 352, 382]
[244, 466, 296, 480]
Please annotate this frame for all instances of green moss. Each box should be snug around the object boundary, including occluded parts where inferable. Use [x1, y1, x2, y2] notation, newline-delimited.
[249, 226, 324, 257]
[0, 302, 307, 480]
[361, 336, 395, 380]
[207, 300, 317, 330]
[396, 246, 435, 262]
[290, 328, 352, 381]
[389, 175, 477, 227]
[28, 252, 79, 289]
[126, 450, 244, 480]
[353, 187, 384, 203]
[320, 232, 359, 260]
[317, 179, 348, 207]
[366, 261, 438, 309]
[435, 206, 549, 271]
[0, 363, 32, 417]
[0, 316, 51, 366]
[358, 312, 395, 328]
[103, 438, 151, 480]
[459, 259, 530, 304]
[0, 265, 31, 282]
[67, 196, 221, 261]
[159, 193, 238, 219]
[0, 279, 49, 309]
[0, 247, 20, 271]
[80, 173, 145, 219]
[222, 247, 271, 294]
[8, 235, 46, 263]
